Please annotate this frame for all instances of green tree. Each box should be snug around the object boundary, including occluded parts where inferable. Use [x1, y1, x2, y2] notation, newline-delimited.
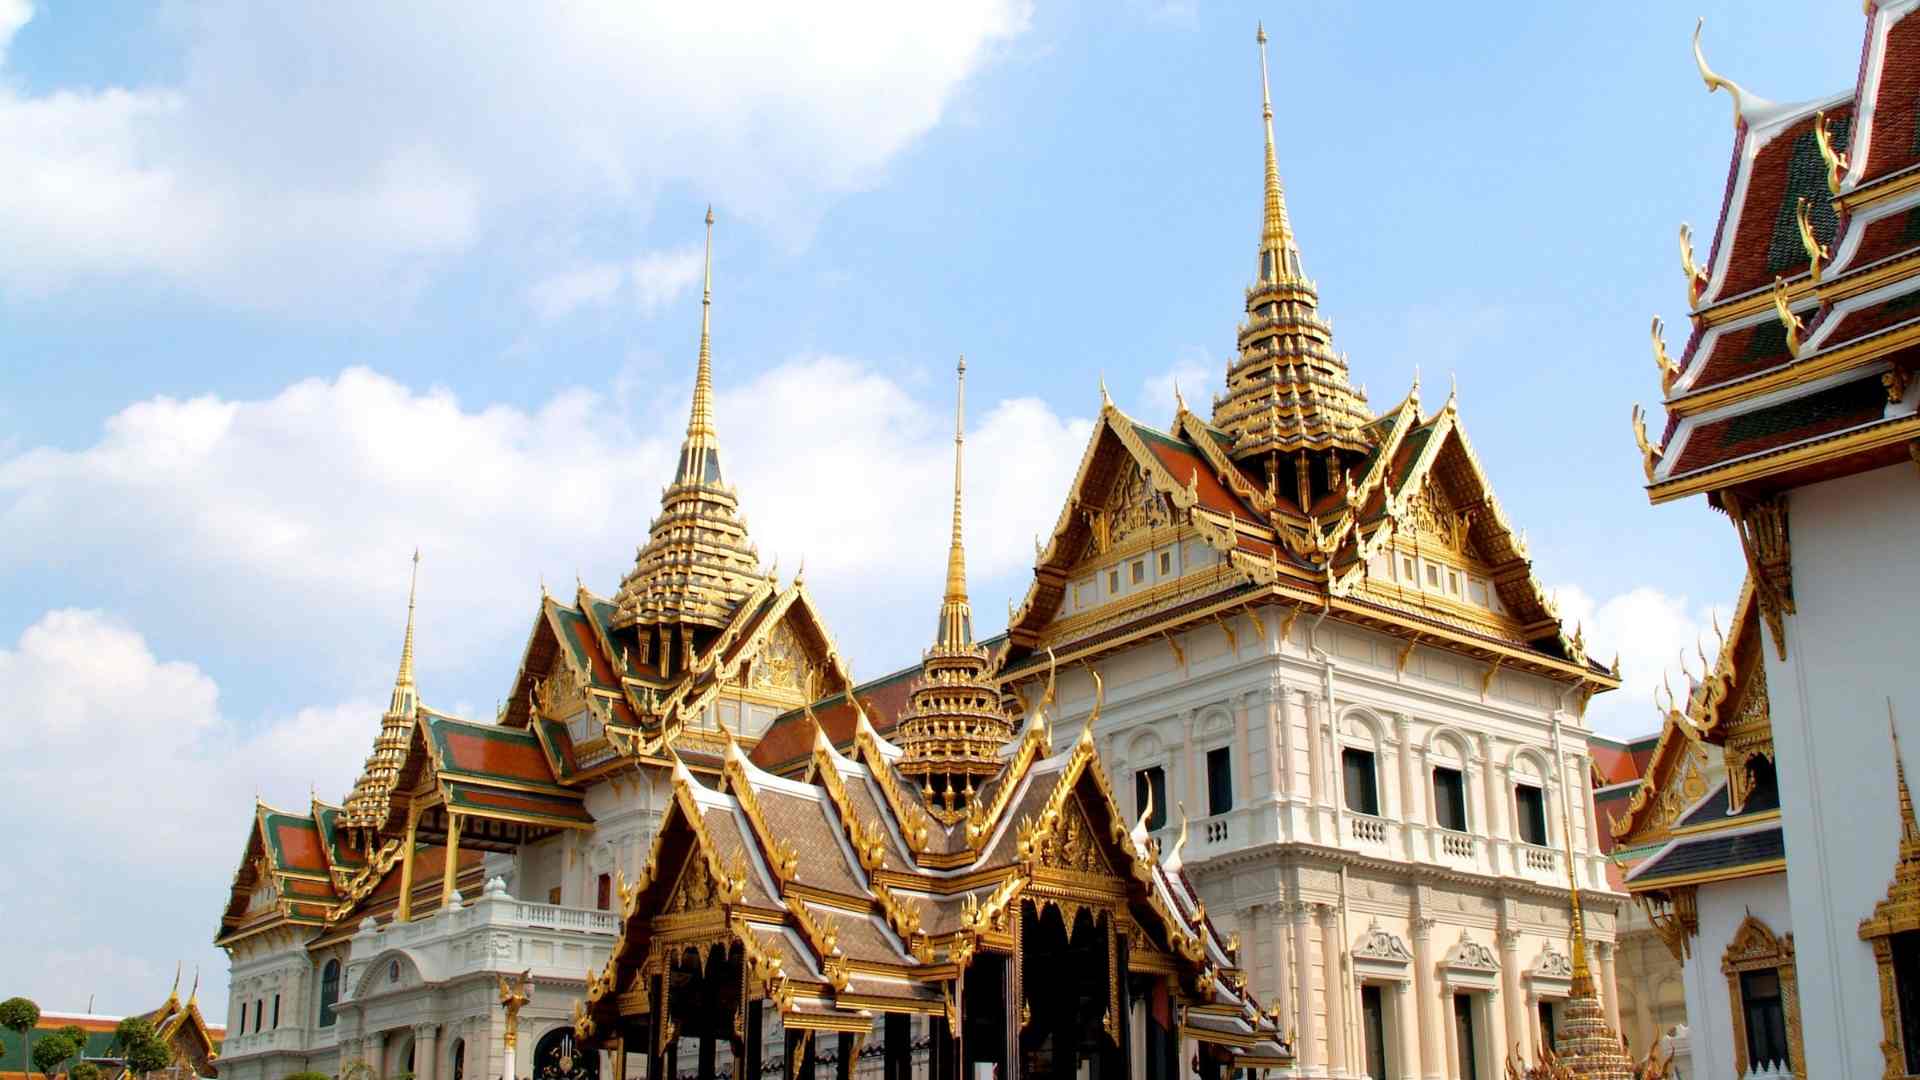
[55, 1026, 88, 1069]
[32, 1032, 75, 1080]
[0, 998, 41, 1079]
[283, 1071, 333, 1080]
[110, 1019, 170, 1079]
[70, 1062, 102, 1080]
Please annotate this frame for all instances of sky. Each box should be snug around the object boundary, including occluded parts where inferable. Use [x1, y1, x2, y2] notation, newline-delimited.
[0, 0, 1867, 1018]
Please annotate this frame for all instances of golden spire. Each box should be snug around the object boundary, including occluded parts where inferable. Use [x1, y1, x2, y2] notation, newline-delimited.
[938, 357, 972, 646]
[1256, 22, 1298, 284]
[1891, 701, 1920, 856]
[1559, 770, 1593, 995]
[612, 207, 767, 633]
[681, 205, 720, 482]
[391, 547, 419, 715]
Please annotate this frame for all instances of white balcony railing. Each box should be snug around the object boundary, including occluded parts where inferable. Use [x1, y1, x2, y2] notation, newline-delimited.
[1520, 844, 1559, 876]
[1437, 830, 1475, 861]
[1349, 814, 1388, 847]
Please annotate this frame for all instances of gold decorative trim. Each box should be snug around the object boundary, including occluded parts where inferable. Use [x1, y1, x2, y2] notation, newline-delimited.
[1724, 493, 1794, 661]
[1722, 913, 1803, 1077]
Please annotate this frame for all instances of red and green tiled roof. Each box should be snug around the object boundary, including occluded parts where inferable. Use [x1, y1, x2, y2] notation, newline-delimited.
[1668, 372, 1890, 476]
[426, 716, 569, 790]
[443, 781, 593, 827]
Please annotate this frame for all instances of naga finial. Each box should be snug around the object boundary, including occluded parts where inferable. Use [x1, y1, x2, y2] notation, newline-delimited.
[1693, 18, 1765, 130]
[1796, 196, 1831, 284]
[1771, 275, 1805, 354]
[1631, 404, 1662, 483]
[1679, 223, 1708, 308]
[1815, 109, 1850, 195]
[1651, 316, 1679, 395]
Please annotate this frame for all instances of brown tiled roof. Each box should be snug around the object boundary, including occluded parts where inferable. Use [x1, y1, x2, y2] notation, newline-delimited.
[1861, 13, 1920, 183]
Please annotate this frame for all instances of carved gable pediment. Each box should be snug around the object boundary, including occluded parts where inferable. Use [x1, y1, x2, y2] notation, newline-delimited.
[1036, 795, 1117, 878]
[666, 845, 721, 915]
[1081, 462, 1175, 562]
[751, 618, 817, 695]
[1404, 478, 1483, 562]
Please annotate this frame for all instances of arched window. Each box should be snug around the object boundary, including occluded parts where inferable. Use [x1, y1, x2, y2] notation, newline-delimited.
[318, 959, 341, 1028]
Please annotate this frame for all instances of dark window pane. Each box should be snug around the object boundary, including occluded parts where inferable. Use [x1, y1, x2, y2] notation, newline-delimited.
[1740, 969, 1790, 1067]
[319, 959, 340, 1027]
[1452, 994, 1478, 1080]
[1207, 747, 1233, 816]
[597, 872, 612, 911]
[1515, 785, 1548, 846]
[1434, 767, 1468, 832]
[1537, 999, 1556, 1046]
[1343, 749, 1380, 816]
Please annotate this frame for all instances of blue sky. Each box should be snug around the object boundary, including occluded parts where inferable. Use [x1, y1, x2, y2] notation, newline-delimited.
[0, 1, 1863, 1016]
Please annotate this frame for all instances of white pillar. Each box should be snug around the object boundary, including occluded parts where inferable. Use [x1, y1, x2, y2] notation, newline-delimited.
[1393, 980, 1420, 1080]
[1410, 916, 1440, 1080]
[1497, 929, 1526, 1061]
[414, 1024, 440, 1080]
[1292, 903, 1320, 1073]
[1319, 905, 1349, 1078]
[1597, 941, 1621, 1035]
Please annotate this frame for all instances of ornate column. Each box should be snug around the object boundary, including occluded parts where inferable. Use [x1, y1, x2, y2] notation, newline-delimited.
[1596, 941, 1621, 1033]
[1478, 735, 1507, 876]
[1409, 915, 1440, 1080]
[1483, 986, 1508, 1079]
[1301, 691, 1325, 812]
[1267, 902, 1293, 1023]
[1272, 676, 1295, 798]
[1234, 691, 1254, 804]
[1396, 714, 1420, 860]
[1496, 928, 1526, 1060]
[1317, 904, 1349, 1077]
[1291, 903, 1320, 1073]
[414, 1024, 440, 1080]
[1393, 980, 1420, 1080]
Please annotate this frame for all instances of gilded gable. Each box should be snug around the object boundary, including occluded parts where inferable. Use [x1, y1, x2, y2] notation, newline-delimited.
[1081, 461, 1175, 562]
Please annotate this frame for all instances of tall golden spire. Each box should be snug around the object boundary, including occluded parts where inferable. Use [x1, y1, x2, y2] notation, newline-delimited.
[937, 357, 972, 647]
[390, 547, 419, 716]
[1213, 23, 1370, 478]
[1256, 22, 1299, 285]
[613, 207, 767, 633]
[1548, 743, 1634, 1077]
[895, 355, 1011, 814]
[344, 551, 427, 831]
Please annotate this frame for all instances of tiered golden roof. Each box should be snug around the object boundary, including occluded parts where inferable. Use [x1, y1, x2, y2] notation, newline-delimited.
[894, 358, 1015, 809]
[342, 550, 421, 833]
[612, 208, 769, 634]
[1212, 24, 1371, 477]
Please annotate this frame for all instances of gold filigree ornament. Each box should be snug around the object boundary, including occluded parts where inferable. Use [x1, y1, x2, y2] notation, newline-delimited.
[1651, 317, 1680, 396]
[1680, 223, 1709, 309]
[1795, 197, 1831, 284]
[1771, 276, 1806, 355]
[1815, 108, 1850, 195]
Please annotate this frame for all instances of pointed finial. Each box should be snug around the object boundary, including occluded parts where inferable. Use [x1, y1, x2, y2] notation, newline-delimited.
[187, 968, 200, 1007]
[1693, 18, 1771, 130]
[671, 205, 724, 492]
[1100, 372, 1112, 407]
[936, 356, 973, 649]
[1173, 377, 1187, 416]
[1890, 699, 1920, 851]
[1255, 20, 1297, 283]
[1557, 728, 1593, 993]
[795, 556, 806, 586]
[396, 548, 420, 688]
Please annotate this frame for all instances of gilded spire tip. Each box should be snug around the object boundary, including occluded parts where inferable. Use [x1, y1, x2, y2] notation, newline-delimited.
[395, 548, 420, 695]
[942, 356, 970, 613]
[1256, 21, 1296, 283]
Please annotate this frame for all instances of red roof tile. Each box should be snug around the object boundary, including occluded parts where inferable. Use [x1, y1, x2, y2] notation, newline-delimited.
[1863, 13, 1920, 183]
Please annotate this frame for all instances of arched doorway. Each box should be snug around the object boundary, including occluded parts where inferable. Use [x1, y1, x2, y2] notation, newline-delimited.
[450, 1038, 465, 1080]
[534, 1026, 599, 1080]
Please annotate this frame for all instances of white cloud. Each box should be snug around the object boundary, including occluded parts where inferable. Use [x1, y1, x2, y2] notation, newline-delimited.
[530, 245, 705, 321]
[0, 0, 30, 61]
[1552, 583, 1730, 739]
[1135, 349, 1216, 423]
[0, 1, 1033, 309]
[0, 608, 374, 1018]
[0, 361, 1090, 683]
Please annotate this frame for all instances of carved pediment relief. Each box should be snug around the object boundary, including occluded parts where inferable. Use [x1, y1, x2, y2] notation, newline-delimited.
[1442, 931, 1499, 973]
[536, 663, 590, 722]
[1082, 462, 1174, 561]
[667, 847, 719, 914]
[1530, 945, 1573, 979]
[1036, 796, 1116, 878]
[1405, 481, 1481, 561]
[1352, 919, 1411, 964]
[751, 619, 817, 696]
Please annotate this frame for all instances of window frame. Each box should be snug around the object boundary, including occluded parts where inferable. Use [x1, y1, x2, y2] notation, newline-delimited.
[1432, 765, 1469, 832]
[1514, 783, 1549, 847]
[1205, 746, 1233, 817]
[1342, 746, 1381, 817]
[318, 958, 341, 1027]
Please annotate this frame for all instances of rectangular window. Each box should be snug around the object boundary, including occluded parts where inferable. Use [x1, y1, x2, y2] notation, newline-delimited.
[1134, 766, 1168, 832]
[1740, 969, 1790, 1068]
[1343, 748, 1380, 816]
[1469, 580, 1489, 606]
[1515, 784, 1549, 846]
[1448, 570, 1461, 595]
[254, 1000, 263, 1035]
[1361, 984, 1389, 1080]
[272, 994, 280, 1029]
[1401, 557, 1415, 581]
[597, 873, 612, 911]
[1108, 569, 1121, 594]
[1537, 999, 1556, 1046]
[1433, 767, 1469, 831]
[1159, 551, 1172, 576]
[1206, 747, 1233, 816]
[1131, 559, 1146, 584]
[547, 885, 563, 906]
[1426, 564, 1441, 588]
[237, 1003, 245, 1035]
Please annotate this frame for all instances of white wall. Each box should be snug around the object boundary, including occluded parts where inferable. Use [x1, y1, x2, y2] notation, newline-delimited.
[1680, 873, 1791, 1080]
[1767, 462, 1920, 1077]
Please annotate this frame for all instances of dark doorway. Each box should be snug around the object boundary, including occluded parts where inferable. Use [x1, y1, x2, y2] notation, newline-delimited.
[1360, 984, 1389, 1079]
[1451, 994, 1478, 1080]
[1019, 905, 1121, 1080]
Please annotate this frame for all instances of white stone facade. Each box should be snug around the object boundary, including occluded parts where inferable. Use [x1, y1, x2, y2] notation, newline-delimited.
[1021, 601, 1623, 1080]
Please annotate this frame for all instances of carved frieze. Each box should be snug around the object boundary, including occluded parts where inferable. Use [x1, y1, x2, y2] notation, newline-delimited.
[1083, 463, 1173, 560]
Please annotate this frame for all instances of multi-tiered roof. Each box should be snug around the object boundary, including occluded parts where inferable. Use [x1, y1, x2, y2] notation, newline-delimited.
[1637, 6, 1920, 658]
